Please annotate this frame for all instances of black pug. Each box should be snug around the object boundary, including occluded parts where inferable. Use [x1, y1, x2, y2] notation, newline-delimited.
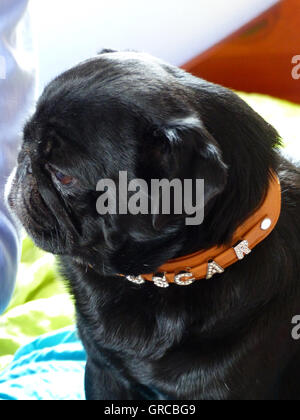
[7, 50, 300, 400]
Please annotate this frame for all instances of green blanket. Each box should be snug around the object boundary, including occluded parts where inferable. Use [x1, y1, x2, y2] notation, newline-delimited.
[238, 93, 300, 155]
[0, 93, 299, 371]
[0, 238, 75, 370]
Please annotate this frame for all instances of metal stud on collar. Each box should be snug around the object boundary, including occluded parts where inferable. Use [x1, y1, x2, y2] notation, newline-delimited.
[174, 271, 195, 286]
[126, 275, 145, 285]
[206, 260, 225, 280]
[233, 240, 252, 260]
[153, 273, 169, 288]
[126, 272, 196, 287]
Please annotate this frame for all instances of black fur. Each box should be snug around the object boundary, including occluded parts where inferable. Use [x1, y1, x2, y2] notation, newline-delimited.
[7, 51, 300, 400]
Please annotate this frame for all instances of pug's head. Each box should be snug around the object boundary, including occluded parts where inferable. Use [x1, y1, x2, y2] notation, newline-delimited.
[7, 51, 232, 276]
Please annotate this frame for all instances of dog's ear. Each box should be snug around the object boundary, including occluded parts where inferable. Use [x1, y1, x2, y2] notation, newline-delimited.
[140, 115, 228, 229]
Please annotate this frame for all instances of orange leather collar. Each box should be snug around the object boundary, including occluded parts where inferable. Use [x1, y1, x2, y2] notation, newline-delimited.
[125, 171, 281, 288]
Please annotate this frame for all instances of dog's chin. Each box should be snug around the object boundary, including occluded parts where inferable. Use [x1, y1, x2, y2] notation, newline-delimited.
[26, 225, 67, 255]
[12, 206, 65, 256]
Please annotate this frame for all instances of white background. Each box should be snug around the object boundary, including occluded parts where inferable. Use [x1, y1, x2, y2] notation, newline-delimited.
[28, 0, 279, 95]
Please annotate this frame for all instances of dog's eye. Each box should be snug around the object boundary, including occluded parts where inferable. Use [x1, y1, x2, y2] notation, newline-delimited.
[54, 170, 75, 186]
[46, 164, 78, 189]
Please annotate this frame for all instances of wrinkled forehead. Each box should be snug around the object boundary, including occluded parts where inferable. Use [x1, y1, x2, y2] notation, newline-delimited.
[21, 51, 190, 171]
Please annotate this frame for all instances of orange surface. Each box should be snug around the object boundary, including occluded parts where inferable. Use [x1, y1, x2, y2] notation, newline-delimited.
[182, 0, 300, 104]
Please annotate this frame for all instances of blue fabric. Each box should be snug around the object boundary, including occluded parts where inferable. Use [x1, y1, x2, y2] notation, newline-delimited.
[0, 212, 20, 314]
[0, 326, 87, 400]
[0, 0, 35, 314]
